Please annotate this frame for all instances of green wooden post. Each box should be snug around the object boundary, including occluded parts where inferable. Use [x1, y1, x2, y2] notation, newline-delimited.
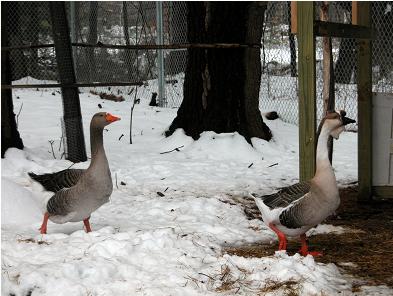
[297, 2, 316, 181]
[353, 2, 372, 200]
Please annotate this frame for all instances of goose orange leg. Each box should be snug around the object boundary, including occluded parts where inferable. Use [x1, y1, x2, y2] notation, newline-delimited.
[299, 233, 322, 256]
[269, 223, 287, 251]
[39, 212, 49, 234]
[83, 217, 92, 233]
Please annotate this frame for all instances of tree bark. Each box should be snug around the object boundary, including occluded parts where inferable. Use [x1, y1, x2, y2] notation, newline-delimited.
[334, 1, 356, 84]
[49, 2, 87, 162]
[88, 2, 98, 81]
[287, 1, 297, 77]
[122, 1, 136, 82]
[7, 2, 27, 81]
[334, 38, 356, 84]
[2, 4, 24, 157]
[372, 3, 392, 79]
[321, 2, 335, 163]
[165, 2, 271, 143]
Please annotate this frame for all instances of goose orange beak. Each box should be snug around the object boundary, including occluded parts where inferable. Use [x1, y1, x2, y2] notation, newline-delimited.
[105, 113, 121, 123]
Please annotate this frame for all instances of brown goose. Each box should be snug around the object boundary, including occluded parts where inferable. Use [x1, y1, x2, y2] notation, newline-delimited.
[29, 112, 120, 234]
[253, 110, 355, 256]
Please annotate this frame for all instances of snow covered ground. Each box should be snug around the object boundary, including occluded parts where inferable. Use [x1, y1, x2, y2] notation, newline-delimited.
[2, 83, 391, 296]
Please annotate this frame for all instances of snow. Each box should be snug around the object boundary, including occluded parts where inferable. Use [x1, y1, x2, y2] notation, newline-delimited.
[1, 81, 391, 295]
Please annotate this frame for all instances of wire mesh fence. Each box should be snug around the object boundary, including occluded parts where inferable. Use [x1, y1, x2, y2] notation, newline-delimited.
[4, 2, 393, 131]
[4, 1, 187, 108]
[5, 2, 57, 82]
[261, 1, 393, 131]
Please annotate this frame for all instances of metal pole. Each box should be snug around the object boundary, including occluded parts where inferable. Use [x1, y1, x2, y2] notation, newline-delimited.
[156, 1, 166, 107]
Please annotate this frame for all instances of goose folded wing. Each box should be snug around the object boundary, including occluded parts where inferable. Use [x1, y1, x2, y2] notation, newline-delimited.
[28, 169, 85, 192]
[257, 181, 311, 210]
[278, 193, 313, 229]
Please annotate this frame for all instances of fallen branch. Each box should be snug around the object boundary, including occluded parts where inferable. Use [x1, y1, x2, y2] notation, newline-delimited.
[160, 145, 184, 154]
[16, 103, 23, 128]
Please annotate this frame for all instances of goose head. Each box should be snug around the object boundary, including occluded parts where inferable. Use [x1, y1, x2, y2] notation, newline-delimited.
[91, 112, 121, 129]
[320, 110, 356, 140]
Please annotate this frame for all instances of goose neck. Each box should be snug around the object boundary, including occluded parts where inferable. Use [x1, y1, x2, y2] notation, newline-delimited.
[89, 126, 106, 166]
[315, 127, 332, 174]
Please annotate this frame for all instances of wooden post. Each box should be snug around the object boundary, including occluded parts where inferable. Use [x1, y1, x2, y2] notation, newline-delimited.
[297, 2, 316, 181]
[353, 2, 372, 200]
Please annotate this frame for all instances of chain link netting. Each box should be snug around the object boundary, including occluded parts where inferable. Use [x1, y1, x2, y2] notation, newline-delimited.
[4, 2, 392, 129]
[5, 1, 57, 83]
[261, 2, 393, 131]
[5, 1, 187, 107]
[67, 2, 156, 102]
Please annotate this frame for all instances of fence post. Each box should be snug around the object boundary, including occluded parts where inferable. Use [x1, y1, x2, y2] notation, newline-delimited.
[297, 2, 316, 181]
[156, 1, 166, 107]
[49, 2, 87, 163]
[353, 2, 372, 200]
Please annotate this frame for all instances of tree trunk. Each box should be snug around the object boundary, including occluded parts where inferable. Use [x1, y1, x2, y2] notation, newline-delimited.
[26, 2, 39, 77]
[372, 3, 392, 79]
[122, 1, 136, 82]
[1, 4, 24, 157]
[321, 2, 335, 163]
[334, 38, 356, 84]
[287, 1, 297, 77]
[165, 2, 272, 142]
[334, 2, 358, 84]
[7, 2, 27, 81]
[88, 2, 98, 81]
[49, 2, 87, 163]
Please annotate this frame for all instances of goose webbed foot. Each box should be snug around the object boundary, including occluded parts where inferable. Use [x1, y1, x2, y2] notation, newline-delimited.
[269, 223, 287, 251]
[299, 233, 323, 257]
[83, 217, 92, 233]
[39, 212, 49, 234]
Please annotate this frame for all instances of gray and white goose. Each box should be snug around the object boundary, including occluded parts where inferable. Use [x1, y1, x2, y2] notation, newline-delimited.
[29, 112, 120, 234]
[253, 110, 355, 256]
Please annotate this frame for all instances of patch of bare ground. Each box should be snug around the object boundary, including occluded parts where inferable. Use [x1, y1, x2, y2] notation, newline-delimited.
[209, 264, 301, 295]
[224, 186, 393, 289]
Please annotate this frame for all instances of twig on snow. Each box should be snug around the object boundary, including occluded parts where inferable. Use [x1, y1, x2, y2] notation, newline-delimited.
[48, 140, 56, 159]
[267, 163, 278, 168]
[16, 102, 23, 128]
[160, 145, 184, 154]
